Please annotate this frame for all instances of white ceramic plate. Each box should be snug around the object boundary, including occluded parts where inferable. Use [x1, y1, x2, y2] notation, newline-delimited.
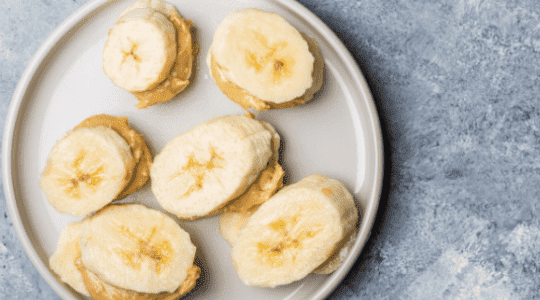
[2, 0, 383, 299]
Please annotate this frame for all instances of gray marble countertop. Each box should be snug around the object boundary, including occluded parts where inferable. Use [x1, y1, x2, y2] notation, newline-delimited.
[2, 0, 539, 299]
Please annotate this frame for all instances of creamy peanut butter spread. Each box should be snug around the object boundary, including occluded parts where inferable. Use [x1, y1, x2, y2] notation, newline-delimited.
[223, 159, 284, 213]
[76, 257, 200, 300]
[132, 11, 195, 109]
[210, 34, 324, 111]
[74, 114, 152, 199]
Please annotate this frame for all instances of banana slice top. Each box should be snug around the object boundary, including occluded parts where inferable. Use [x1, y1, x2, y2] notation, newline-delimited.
[49, 204, 200, 299]
[231, 174, 358, 287]
[103, 7, 177, 92]
[39, 126, 134, 217]
[209, 8, 315, 104]
[74, 114, 152, 200]
[104, 0, 195, 108]
[80, 204, 197, 294]
[151, 115, 275, 220]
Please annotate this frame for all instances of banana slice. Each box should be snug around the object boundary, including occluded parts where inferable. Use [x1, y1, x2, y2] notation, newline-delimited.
[103, 7, 177, 92]
[73, 114, 153, 200]
[104, 0, 195, 108]
[49, 220, 90, 297]
[39, 127, 134, 216]
[221, 214, 358, 275]
[150, 115, 275, 220]
[80, 204, 197, 294]
[208, 8, 323, 110]
[231, 174, 358, 287]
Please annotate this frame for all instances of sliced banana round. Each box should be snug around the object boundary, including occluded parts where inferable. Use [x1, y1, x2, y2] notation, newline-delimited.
[208, 8, 315, 104]
[150, 115, 274, 220]
[103, 7, 177, 92]
[80, 204, 197, 294]
[231, 174, 358, 287]
[49, 220, 90, 297]
[73, 114, 153, 200]
[221, 213, 358, 275]
[39, 127, 134, 216]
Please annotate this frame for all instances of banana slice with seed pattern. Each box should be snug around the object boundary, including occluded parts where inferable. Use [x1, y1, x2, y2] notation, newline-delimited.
[80, 204, 197, 294]
[231, 174, 358, 287]
[208, 8, 323, 110]
[150, 115, 275, 220]
[39, 127, 134, 216]
[73, 114, 153, 200]
[103, 7, 177, 92]
[49, 204, 199, 298]
[104, 0, 195, 108]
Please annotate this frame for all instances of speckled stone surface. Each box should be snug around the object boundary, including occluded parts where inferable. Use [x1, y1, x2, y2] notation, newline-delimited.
[1, 0, 540, 299]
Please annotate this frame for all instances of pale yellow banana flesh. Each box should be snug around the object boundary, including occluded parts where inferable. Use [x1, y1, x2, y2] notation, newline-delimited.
[312, 228, 358, 275]
[150, 115, 275, 220]
[49, 220, 90, 297]
[231, 174, 358, 287]
[79, 204, 197, 294]
[49, 204, 198, 297]
[103, 7, 177, 92]
[209, 8, 314, 103]
[219, 208, 258, 247]
[39, 127, 133, 216]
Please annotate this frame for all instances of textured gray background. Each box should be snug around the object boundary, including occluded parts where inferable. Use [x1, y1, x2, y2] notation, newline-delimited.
[2, 0, 540, 299]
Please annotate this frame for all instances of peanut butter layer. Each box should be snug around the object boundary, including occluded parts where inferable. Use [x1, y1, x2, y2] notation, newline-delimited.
[210, 34, 324, 111]
[222, 159, 284, 213]
[222, 117, 284, 213]
[76, 258, 200, 300]
[132, 11, 195, 109]
[74, 114, 152, 199]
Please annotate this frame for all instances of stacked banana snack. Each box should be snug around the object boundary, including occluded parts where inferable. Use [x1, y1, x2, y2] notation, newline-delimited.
[207, 8, 324, 111]
[49, 204, 200, 299]
[40, 2, 360, 299]
[103, 0, 195, 109]
[40, 114, 152, 216]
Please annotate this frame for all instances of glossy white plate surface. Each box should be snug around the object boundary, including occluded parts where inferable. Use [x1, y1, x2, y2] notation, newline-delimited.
[2, 0, 383, 299]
